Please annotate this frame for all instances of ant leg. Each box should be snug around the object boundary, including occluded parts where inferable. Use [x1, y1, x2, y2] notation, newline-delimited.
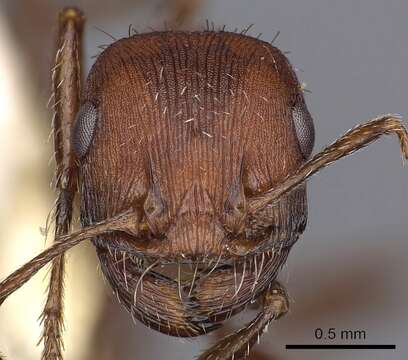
[39, 8, 83, 360]
[198, 281, 289, 360]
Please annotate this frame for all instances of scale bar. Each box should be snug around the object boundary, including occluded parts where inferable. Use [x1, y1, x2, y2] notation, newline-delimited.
[286, 344, 396, 350]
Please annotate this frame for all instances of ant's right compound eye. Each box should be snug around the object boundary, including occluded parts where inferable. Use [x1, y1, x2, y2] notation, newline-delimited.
[72, 101, 98, 159]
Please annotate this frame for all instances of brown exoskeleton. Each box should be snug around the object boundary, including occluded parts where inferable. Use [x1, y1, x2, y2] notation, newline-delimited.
[1, 7, 407, 360]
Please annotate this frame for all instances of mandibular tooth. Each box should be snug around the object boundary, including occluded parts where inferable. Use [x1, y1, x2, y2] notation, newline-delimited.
[123, 251, 128, 290]
[254, 255, 258, 279]
[233, 260, 238, 294]
[177, 261, 182, 301]
[188, 261, 199, 297]
[233, 259, 246, 298]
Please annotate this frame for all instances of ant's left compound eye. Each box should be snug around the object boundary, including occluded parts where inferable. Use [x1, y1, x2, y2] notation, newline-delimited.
[292, 98, 315, 159]
[72, 101, 98, 159]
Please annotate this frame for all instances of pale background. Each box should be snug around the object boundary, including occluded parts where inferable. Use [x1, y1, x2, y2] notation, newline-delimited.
[0, 0, 407, 359]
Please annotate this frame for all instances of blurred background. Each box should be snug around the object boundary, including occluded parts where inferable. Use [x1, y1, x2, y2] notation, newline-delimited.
[0, 0, 407, 359]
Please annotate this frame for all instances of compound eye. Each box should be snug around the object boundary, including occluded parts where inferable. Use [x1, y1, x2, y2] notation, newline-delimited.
[72, 101, 98, 159]
[292, 98, 315, 159]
